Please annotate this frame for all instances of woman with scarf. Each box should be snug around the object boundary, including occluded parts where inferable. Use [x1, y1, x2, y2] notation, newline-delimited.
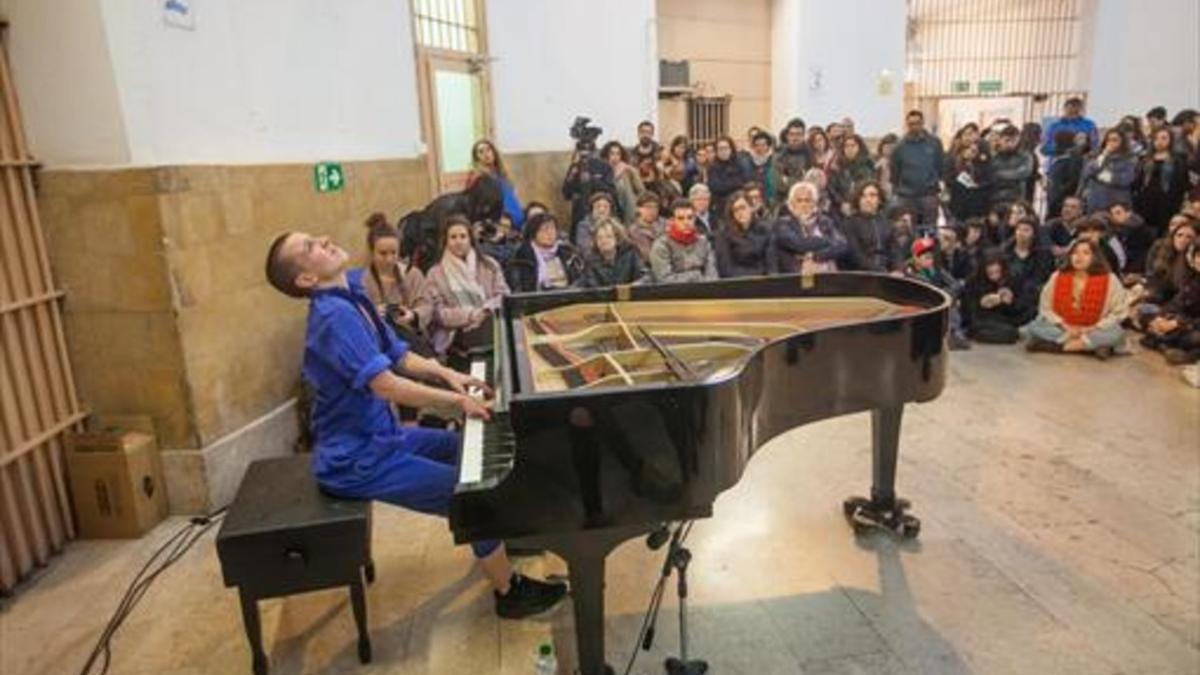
[1024, 239, 1128, 359]
[1134, 128, 1191, 237]
[505, 213, 584, 293]
[581, 218, 646, 287]
[349, 212, 434, 359]
[417, 215, 510, 367]
[715, 190, 772, 278]
[467, 139, 525, 230]
[649, 198, 719, 283]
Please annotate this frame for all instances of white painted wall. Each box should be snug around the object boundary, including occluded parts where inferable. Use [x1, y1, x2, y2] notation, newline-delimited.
[771, 0, 906, 138]
[486, 0, 657, 152]
[2, 0, 130, 165]
[1083, 0, 1200, 126]
[98, 0, 426, 165]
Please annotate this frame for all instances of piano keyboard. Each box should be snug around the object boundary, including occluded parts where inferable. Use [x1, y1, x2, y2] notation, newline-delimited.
[457, 357, 516, 487]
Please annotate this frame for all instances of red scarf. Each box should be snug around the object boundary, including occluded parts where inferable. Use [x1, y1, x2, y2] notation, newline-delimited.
[1052, 272, 1109, 327]
[667, 219, 698, 246]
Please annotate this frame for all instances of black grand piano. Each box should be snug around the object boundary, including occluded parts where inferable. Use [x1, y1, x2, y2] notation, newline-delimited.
[449, 272, 950, 675]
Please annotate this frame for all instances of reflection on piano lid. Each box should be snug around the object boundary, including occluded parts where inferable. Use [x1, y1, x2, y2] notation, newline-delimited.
[520, 296, 920, 392]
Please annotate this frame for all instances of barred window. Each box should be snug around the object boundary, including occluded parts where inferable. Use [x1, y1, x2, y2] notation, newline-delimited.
[687, 96, 730, 147]
[412, 0, 481, 53]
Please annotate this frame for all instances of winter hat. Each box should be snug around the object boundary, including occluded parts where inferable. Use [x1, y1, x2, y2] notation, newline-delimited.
[911, 237, 936, 258]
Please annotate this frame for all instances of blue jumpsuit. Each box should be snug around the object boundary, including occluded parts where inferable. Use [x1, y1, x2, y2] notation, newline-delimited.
[302, 280, 499, 558]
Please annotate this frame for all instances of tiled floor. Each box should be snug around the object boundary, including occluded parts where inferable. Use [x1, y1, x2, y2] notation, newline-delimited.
[2, 346, 1198, 675]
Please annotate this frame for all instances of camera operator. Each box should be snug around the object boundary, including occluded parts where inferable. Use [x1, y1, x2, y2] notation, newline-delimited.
[562, 118, 615, 229]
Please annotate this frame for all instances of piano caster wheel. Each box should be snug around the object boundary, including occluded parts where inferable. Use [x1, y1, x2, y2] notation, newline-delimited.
[358, 637, 372, 664]
[843, 496, 921, 540]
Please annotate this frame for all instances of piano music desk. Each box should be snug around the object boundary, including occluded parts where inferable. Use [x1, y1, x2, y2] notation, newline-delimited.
[216, 456, 375, 675]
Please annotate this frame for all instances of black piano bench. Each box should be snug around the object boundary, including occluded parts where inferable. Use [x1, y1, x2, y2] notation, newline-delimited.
[216, 456, 375, 675]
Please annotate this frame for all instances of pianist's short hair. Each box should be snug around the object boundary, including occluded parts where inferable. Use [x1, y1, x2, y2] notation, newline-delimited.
[265, 232, 310, 299]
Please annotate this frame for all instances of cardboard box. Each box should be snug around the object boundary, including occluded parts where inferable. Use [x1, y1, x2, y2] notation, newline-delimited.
[67, 427, 168, 539]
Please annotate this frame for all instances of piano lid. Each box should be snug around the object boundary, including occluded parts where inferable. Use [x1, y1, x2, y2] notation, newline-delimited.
[519, 296, 920, 392]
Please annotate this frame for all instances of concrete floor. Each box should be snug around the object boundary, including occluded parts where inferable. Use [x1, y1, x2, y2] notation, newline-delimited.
[2, 346, 1198, 675]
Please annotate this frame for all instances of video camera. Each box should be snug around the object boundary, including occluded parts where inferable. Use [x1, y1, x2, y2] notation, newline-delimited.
[569, 116, 603, 151]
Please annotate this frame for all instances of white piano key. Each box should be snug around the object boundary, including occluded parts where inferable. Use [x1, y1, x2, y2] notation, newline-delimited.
[459, 360, 488, 484]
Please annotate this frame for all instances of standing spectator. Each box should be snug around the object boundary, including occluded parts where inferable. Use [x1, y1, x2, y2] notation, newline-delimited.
[418, 216, 510, 364]
[581, 218, 646, 288]
[353, 213, 431, 358]
[714, 190, 772, 278]
[601, 141, 646, 225]
[746, 131, 776, 198]
[946, 139, 992, 222]
[808, 128, 837, 177]
[663, 135, 696, 196]
[693, 142, 714, 187]
[1079, 128, 1136, 214]
[964, 252, 1038, 344]
[1039, 97, 1100, 157]
[831, 135, 877, 217]
[989, 126, 1035, 208]
[875, 133, 899, 201]
[768, 182, 849, 274]
[638, 154, 679, 204]
[843, 181, 897, 272]
[772, 118, 811, 206]
[630, 120, 661, 166]
[649, 198, 719, 283]
[505, 213, 584, 293]
[561, 141, 615, 231]
[707, 136, 751, 219]
[1145, 106, 1169, 135]
[1045, 130, 1085, 219]
[1018, 122, 1043, 203]
[890, 110, 945, 226]
[468, 139, 525, 229]
[1134, 127, 1191, 237]
[1024, 239, 1127, 359]
[627, 192, 666, 261]
[1119, 115, 1148, 156]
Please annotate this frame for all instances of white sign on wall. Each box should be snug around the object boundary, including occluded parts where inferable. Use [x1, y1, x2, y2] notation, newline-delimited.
[163, 0, 196, 31]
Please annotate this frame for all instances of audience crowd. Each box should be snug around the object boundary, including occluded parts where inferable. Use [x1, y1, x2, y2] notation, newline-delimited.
[354, 99, 1200, 372]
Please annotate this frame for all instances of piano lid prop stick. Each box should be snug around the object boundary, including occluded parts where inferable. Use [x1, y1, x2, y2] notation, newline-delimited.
[637, 326, 696, 382]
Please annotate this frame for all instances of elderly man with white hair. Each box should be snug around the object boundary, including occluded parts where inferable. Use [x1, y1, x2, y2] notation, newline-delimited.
[768, 181, 849, 274]
[688, 183, 715, 238]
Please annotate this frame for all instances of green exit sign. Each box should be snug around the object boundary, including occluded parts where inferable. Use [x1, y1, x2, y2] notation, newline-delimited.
[314, 162, 345, 193]
[951, 80, 971, 94]
[978, 80, 1003, 94]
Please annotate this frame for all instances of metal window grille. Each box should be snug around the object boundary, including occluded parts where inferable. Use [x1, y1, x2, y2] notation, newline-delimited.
[687, 96, 730, 147]
[412, 0, 481, 53]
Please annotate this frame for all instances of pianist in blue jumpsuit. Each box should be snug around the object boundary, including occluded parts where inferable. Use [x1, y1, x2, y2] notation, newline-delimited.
[263, 230, 565, 619]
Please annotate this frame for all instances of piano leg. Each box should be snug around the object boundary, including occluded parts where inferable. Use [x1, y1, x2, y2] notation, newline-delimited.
[843, 405, 921, 538]
[522, 525, 652, 675]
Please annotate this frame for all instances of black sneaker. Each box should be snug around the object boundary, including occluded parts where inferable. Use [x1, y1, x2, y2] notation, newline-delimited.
[494, 574, 567, 619]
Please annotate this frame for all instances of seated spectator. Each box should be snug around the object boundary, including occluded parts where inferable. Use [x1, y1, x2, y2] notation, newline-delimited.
[476, 214, 520, 268]
[769, 181, 849, 274]
[938, 225, 975, 281]
[743, 182, 770, 221]
[1105, 201, 1153, 274]
[468, 139, 524, 229]
[1079, 129, 1136, 214]
[581, 218, 646, 288]
[842, 181, 897, 272]
[707, 136, 750, 218]
[715, 190, 772, 278]
[505, 213, 584, 293]
[961, 217, 988, 269]
[1046, 195, 1086, 259]
[874, 133, 898, 201]
[1140, 242, 1200, 365]
[964, 251, 1037, 344]
[904, 237, 970, 349]
[601, 140, 645, 225]
[662, 135, 696, 196]
[649, 198, 719, 283]
[772, 118, 812, 205]
[638, 154, 680, 204]
[689, 183, 716, 238]
[351, 212, 432, 358]
[627, 192, 667, 261]
[1004, 216, 1055, 290]
[746, 131, 776, 198]
[830, 135, 877, 216]
[1134, 216, 1199, 325]
[417, 215, 510, 365]
[1045, 129, 1085, 219]
[1075, 216, 1126, 274]
[523, 201, 549, 223]
[1024, 239, 1128, 359]
[573, 191, 615, 253]
[890, 206, 919, 270]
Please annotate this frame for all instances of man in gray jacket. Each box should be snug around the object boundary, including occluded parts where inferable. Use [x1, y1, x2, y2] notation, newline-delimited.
[890, 110, 944, 226]
[988, 126, 1035, 208]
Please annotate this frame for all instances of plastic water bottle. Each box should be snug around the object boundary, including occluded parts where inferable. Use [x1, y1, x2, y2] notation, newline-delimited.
[534, 642, 557, 675]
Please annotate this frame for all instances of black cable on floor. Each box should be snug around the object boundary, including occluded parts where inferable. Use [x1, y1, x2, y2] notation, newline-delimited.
[77, 508, 227, 675]
[622, 520, 694, 675]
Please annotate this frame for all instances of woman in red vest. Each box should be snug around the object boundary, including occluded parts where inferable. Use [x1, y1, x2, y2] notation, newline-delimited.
[1024, 239, 1128, 359]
